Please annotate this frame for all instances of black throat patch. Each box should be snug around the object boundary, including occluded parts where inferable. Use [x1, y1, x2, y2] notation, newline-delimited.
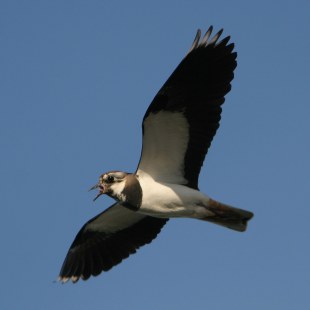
[121, 174, 142, 211]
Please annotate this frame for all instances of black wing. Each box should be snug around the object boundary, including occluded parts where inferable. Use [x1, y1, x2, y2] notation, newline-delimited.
[137, 27, 237, 189]
[59, 203, 168, 283]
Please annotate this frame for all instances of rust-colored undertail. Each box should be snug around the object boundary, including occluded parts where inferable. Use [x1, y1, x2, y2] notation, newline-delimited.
[203, 198, 254, 232]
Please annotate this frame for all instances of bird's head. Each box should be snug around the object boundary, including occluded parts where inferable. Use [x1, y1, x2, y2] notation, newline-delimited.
[90, 171, 129, 202]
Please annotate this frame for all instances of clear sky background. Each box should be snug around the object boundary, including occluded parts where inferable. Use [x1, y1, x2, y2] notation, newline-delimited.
[1, 0, 309, 309]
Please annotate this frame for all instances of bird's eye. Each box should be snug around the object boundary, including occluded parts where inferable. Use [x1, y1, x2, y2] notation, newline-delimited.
[106, 175, 114, 183]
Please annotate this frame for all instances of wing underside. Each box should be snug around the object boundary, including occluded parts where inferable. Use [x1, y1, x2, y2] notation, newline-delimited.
[137, 27, 237, 189]
[59, 203, 168, 283]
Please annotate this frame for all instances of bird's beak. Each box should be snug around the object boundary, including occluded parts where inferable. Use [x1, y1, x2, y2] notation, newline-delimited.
[89, 183, 107, 201]
[89, 184, 99, 191]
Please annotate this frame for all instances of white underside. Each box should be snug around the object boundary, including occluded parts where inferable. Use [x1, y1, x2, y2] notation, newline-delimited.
[137, 171, 212, 219]
[137, 111, 189, 184]
[136, 111, 213, 219]
[87, 203, 145, 233]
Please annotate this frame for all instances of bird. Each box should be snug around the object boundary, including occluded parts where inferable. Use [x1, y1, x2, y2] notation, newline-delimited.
[58, 26, 253, 283]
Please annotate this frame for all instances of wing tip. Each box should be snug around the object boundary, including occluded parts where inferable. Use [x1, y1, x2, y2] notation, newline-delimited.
[187, 26, 233, 55]
[187, 28, 202, 54]
[58, 274, 91, 284]
[57, 275, 71, 284]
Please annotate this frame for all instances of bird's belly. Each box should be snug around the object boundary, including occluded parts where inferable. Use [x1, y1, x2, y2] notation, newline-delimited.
[139, 202, 195, 218]
[138, 180, 212, 219]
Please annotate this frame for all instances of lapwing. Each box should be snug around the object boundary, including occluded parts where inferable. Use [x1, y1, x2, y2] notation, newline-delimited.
[59, 26, 253, 283]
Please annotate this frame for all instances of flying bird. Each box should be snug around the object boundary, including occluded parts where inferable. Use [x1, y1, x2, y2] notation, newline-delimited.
[59, 26, 253, 283]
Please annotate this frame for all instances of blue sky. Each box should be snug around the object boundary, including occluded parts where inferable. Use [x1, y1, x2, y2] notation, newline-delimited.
[1, 0, 309, 309]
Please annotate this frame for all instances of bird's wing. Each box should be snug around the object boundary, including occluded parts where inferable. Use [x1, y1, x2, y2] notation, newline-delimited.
[59, 203, 168, 283]
[136, 27, 237, 189]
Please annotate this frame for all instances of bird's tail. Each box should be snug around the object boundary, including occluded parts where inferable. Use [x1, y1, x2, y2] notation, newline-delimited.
[203, 198, 254, 232]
